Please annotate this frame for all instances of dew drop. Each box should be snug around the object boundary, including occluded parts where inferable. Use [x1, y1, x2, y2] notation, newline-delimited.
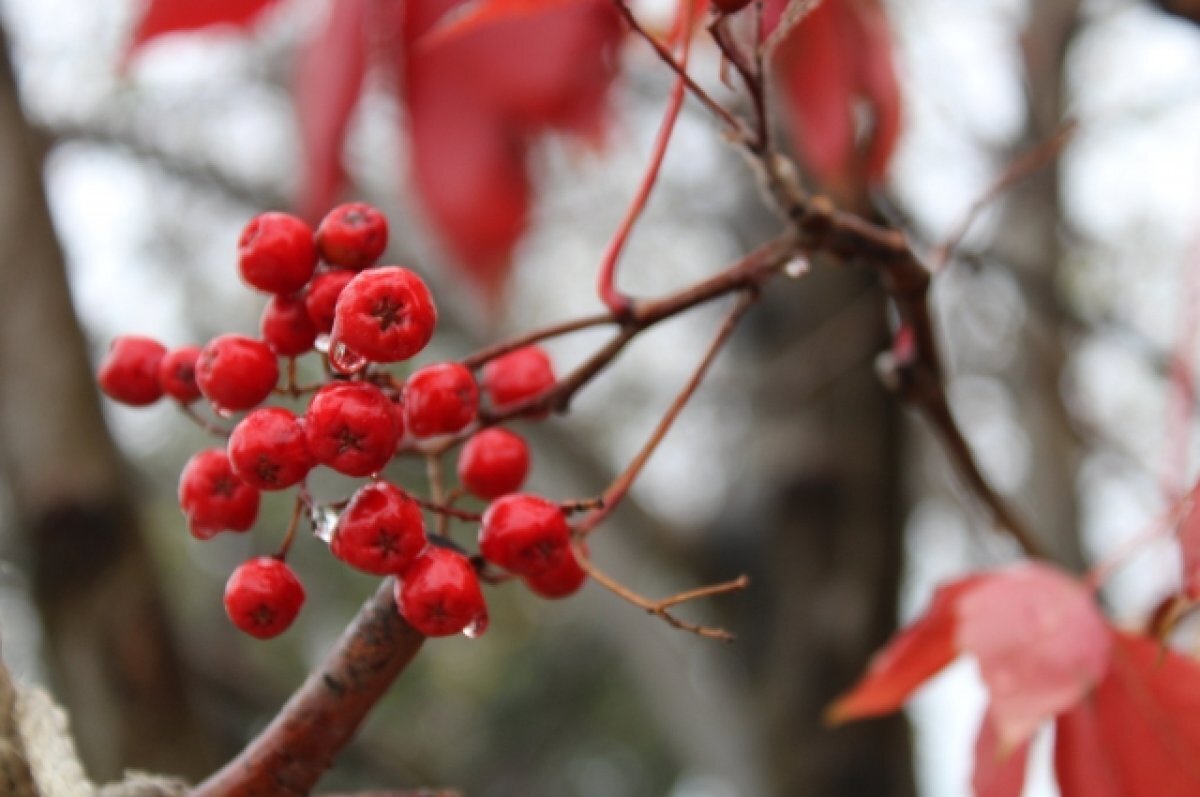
[314, 334, 331, 354]
[188, 518, 220, 541]
[329, 338, 367, 375]
[211, 404, 235, 420]
[462, 612, 489, 639]
[313, 506, 339, 544]
[784, 255, 810, 279]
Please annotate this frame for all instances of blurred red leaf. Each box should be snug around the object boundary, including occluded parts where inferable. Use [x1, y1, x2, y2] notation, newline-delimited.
[1178, 481, 1200, 599]
[129, 0, 281, 53]
[1054, 632, 1200, 796]
[956, 563, 1111, 750]
[826, 577, 982, 723]
[295, 0, 370, 222]
[973, 704, 1030, 797]
[420, 0, 583, 48]
[765, 0, 902, 201]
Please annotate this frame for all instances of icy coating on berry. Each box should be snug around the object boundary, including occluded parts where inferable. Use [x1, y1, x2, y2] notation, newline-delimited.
[228, 407, 313, 490]
[196, 334, 279, 413]
[98, 335, 167, 406]
[403, 362, 479, 438]
[479, 493, 571, 576]
[305, 382, 401, 477]
[457, 428, 529, 499]
[224, 557, 306, 639]
[396, 547, 487, 637]
[237, 212, 318, 294]
[481, 345, 556, 411]
[331, 481, 427, 575]
[179, 448, 260, 539]
[331, 267, 437, 363]
[316, 202, 389, 270]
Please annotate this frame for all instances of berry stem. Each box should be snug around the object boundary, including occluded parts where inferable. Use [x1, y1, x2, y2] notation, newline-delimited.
[425, 453, 449, 536]
[179, 401, 232, 438]
[596, 0, 694, 315]
[460, 312, 614, 370]
[274, 494, 307, 560]
[409, 493, 481, 523]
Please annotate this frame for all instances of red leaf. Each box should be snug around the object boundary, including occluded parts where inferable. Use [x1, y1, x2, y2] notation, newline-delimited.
[973, 704, 1030, 797]
[826, 577, 982, 723]
[956, 563, 1111, 751]
[1054, 632, 1200, 797]
[421, 0, 583, 48]
[768, 0, 902, 200]
[295, 0, 370, 222]
[129, 0, 281, 53]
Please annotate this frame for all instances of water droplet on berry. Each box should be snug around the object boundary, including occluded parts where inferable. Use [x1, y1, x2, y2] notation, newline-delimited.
[211, 404, 235, 420]
[462, 613, 489, 639]
[314, 334, 331, 354]
[329, 338, 367, 375]
[784, 256, 810, 279]
[188, 518, 220, 541]
[313, 506, 339, 544]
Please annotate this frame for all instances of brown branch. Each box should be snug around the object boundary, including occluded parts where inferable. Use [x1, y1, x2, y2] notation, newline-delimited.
[459, 312, 613, 369]
[191, 580, 424, 797]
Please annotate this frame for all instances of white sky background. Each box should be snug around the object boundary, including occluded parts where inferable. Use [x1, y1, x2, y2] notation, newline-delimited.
[2, 0, 1200, 795]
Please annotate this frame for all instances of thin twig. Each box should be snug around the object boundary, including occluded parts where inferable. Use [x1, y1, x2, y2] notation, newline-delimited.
[274, 495, 307, 560]
[425, 453, 449, 535]
[459, 312, 614, 370]
[409, 494, 482, 524]
[180, 402, 232, 438]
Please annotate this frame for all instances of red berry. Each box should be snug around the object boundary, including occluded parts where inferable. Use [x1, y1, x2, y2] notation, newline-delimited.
[224, 557, 305, 639]
[396, 547, 487, 637]
[261, 294, 317, 357]
[523, 544, 587, 599]
[178, 448, 260, 539]
[403, 363, 479, 438]
[481, 346, 555, 411]
[316, 202, 389, 270]
[478, 493, 570, 576]
[158, 345, 202, 403]
[457, 428, 529, 499]
[237, 212, 318, 294]
[304, 382, 401, 477]
[331, 267, 436, 363]
[196, 334, 279, 413]
[97, 335, 167, 406]
[712, 0, 752, 13]
[304, 269, 355, 334]
[228, 408, 313, 490]
[331, 481, 427, 575]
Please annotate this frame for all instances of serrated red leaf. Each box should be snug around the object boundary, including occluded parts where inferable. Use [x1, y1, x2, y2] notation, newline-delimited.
[826, 577, 983, 723]
[129, 0, 281, 53]
[972, 705, 1030, 797]
[1054, 632, 1200, 797]
[956, 563, 1111, 751]
[767, 0, 902, 199]
[295, 0, 370, 222]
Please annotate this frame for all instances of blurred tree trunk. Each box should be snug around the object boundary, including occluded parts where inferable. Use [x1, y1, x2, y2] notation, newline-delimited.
[0, 27, 215, 781]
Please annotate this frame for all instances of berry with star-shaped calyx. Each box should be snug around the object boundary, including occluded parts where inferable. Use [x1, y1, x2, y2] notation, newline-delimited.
[523, 542, 587, 599]
[178, 448, 260, 539]
[331, 266, 436, 363]
[224, 557, 305, 639]
[481, 345, 555, 412]
[237, 212, 317, 295]
[457, 428, 529, 499]
[396, 546, 487, 637]
[98, 335, 167, 406]
[316, 202, 389, 270]
[305, 382, 401, 477]
[195, 334, 279, 413]
[403, 362, 479, 438]
[158, 345, 202, 403]
[478, 493, 571, 576]
[331, 481, 427, 575]
[228, 407, 313, 491]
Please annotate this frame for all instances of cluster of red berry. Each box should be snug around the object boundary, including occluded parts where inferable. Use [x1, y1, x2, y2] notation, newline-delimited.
[96, 203, 586, 640]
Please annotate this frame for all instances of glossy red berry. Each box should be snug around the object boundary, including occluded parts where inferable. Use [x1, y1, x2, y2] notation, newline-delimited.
[396, 547, 487, 637]
[331, 481, 426, 575]
[178, 448, 260, 539]
[403, 363, 479, 438]
[157, 345, 202, 403]
[481, 346, 555, 411]
[237, 212, 318, 295]
[228, 408, 313, 491]
[305, 382, 401, 477]
[478, 493, 571, 576]
[331, 267, 436, 363]
[224, 557, 305, 639]
[457, 428, 529, 499]
[98, 335, 167, 406]
[261, 294, 317, 357]
[316, 203, 388, 270]
[524, 544, 587, 599]
[304, 269, 355, 334]
[195, 334, 279, 413]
